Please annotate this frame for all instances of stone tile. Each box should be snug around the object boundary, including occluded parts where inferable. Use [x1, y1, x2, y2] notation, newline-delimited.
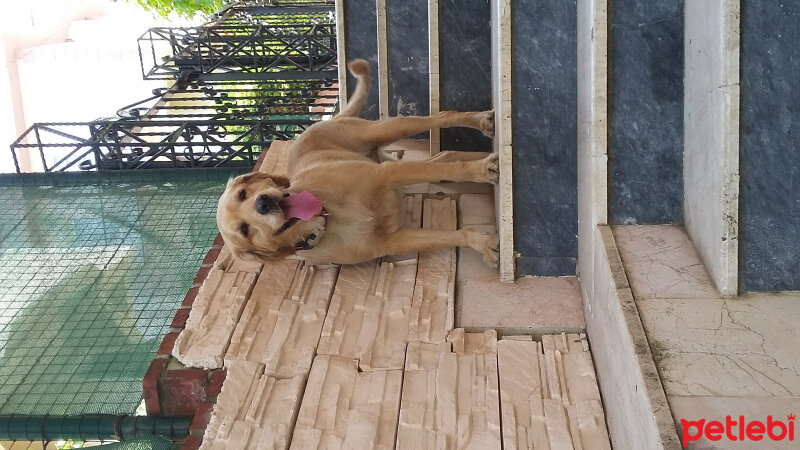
[609, 0, 683, 224]
[613, 225, 719, 299]
[512, 0, 578, 277]
[292, 356, 402, 449]
[638, 293, 800, 397]
[225, 262, 338, 378]
[397, 330, 501, 449]
[457, 246, 585, 332]
[386, 0, 430, 119]
[317, 259, 417, 371]
[497, 334, 611, 450]
[670, 396, 800, 449]
[200, 361, 305, 450]
[739, 0, 800, 292]
[173, 267, 261, 369]
[459, 193, 495, 226]
[408, 198, 457, 343]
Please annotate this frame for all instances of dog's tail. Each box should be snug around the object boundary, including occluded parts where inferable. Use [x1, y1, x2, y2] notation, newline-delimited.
[336, 59, 371, 118]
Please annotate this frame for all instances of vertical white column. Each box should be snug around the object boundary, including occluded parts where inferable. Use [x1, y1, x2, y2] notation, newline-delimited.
[684, 0, 740, 297]
[376, 0, 389, 119]
[577, 0, 609, 292]
[335, 0, 349, 107]
[428, 0, 440, 156]
[491, 0, 515, 282]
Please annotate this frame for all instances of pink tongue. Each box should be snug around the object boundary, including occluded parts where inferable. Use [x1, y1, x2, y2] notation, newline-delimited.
[280, 191, 322, 221]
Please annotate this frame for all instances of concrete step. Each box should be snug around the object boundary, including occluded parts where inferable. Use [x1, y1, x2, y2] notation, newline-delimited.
[609, 224, 800, 448]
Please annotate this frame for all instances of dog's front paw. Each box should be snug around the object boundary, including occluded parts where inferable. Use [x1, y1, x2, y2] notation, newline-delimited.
[476, 153, 499, 184]
[474, 232, 500, 268]
[478, 110, 495, 138]
[296, 216, 327, 250]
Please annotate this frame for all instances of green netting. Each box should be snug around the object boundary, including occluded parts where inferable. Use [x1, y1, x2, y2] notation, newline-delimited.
[0, 169, 245, 417]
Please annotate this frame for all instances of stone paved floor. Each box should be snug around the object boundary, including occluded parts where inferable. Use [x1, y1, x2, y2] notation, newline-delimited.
[170, 141, 609, 449]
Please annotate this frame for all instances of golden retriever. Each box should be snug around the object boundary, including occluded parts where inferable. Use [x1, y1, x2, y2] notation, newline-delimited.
[216, 59, 499, 266]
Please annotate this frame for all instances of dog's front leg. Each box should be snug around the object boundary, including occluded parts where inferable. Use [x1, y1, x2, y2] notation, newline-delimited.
[376, 228, 499, 267]
[378, 153, 499, 187]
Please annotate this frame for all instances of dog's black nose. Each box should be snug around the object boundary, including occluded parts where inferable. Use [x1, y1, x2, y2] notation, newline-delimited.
[255, 195, 276, 214]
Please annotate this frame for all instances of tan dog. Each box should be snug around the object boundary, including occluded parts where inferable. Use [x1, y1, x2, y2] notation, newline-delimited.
[217, 59, 499, 266]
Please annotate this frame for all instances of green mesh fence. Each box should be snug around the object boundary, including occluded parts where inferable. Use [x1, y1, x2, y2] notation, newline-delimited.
[0, 169, 244, 422]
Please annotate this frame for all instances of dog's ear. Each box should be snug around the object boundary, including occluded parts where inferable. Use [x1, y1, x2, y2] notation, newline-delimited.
[233, 172, 290, 188]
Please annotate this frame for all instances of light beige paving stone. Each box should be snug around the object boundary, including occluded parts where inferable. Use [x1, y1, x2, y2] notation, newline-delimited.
[457, 259, 585, 332]
[290, 355, 402, 450]
[173, 266, 258, 369]
[408, 198, 457, 343]
[225, 261, 338, 377]
[613, 225, 718, 299]
[200, 360, 305, 450]
[497, 334, 610, 450]
[397, 329, 502, 449]
[638, 293, 800, 398]
[317, 259, 417, 370]
[497, 339, 548, 450]
[670, 396, 800, 449]
[459, 193, 496, 226]
[214, 245, 263, 274]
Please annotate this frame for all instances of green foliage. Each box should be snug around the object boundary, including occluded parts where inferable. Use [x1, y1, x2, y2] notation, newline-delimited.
[132, 0, 225, 18]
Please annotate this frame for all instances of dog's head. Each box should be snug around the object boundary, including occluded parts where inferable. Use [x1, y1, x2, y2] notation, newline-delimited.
[217, 172, 300, 262]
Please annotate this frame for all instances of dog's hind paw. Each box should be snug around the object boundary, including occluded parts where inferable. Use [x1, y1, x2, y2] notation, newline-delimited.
[478, 110, 495, 139]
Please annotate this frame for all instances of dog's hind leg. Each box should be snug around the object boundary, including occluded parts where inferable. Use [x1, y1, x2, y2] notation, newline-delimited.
[427, 151, 490, 163]
[359, 110, 494, 148]
[374, 228, 499, 267]
[376, 153, 499, 187]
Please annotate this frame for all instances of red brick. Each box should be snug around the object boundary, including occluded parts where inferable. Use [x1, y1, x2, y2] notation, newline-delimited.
[157, 332, 180, 357]
[193, 266, 211, 285]
[202, 247, 221, 266]
[162, 368, 209, 416]
[143, 358, 168, 415]
[181, 435, 203, 450]
[182, 287, 200, 308]
[171, 309, 191, 329]
[212, 234, 224, 248]
[190, 401, 214, 432]
[207, 369, 227, 398]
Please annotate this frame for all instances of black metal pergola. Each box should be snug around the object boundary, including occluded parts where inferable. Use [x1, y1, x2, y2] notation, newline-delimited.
[10, 2, 339, 174]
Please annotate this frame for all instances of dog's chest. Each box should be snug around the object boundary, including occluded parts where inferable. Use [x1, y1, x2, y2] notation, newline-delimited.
[321, 187, 404, 237]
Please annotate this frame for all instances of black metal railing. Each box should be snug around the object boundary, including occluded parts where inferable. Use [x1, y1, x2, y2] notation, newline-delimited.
[138, 22, 336, 81]
[216, 5, 335, 26]
[121, 78, 337, 120]
[10, 3, 338, 173]
[11, 119, 316, 172]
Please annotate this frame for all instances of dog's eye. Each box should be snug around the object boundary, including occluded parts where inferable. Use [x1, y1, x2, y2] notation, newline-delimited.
[238, 190, 247, 201]
[240, 223, 249, 236]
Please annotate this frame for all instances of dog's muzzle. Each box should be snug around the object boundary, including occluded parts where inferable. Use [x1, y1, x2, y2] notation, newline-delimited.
[256, 195, 277, 215]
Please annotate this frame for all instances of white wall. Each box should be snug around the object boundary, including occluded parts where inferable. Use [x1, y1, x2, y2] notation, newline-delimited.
[683, 0, 740, 296]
